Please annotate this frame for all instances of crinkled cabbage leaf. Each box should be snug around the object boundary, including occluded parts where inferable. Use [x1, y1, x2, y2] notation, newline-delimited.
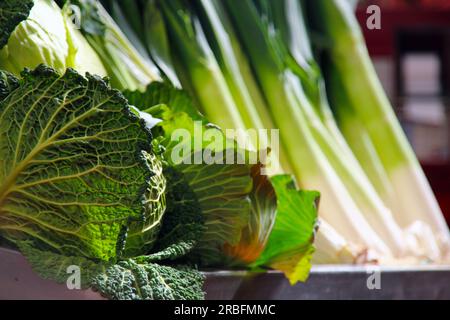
[0, 65, 165, 261]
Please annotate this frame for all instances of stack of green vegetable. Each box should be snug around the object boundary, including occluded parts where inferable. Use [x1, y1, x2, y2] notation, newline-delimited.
[1, 0, 450, 301]
[98, 0, 450, 264]
[0, 0, 320, 300]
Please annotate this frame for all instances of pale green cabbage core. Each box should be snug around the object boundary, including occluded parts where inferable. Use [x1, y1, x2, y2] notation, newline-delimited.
[0, 0, 106, 77]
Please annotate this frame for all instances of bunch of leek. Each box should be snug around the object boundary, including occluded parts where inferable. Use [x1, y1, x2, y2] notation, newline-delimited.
[222, 0, 396, 259]
[308, 0, 450, 260]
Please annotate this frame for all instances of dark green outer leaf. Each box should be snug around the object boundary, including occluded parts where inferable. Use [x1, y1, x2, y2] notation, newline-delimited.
[0, 70, 19, 101]
[92, 260, 204, 300]
[18, 240, 204, 300]
[0, 0, 34, 49]
[17, 241, 106, 289]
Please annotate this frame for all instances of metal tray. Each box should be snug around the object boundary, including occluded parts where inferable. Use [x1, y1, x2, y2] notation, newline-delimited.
[1, 248, 450, 300]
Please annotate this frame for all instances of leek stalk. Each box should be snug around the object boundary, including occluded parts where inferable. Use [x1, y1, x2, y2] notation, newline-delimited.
[309, 0, 450, 259]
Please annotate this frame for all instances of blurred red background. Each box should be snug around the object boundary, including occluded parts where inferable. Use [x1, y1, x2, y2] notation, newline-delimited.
[359, 0, 450, 9]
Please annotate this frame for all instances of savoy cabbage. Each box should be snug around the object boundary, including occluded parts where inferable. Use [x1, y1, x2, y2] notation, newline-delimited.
[0, 65, 205, 299]
[125, 82, 319, 279]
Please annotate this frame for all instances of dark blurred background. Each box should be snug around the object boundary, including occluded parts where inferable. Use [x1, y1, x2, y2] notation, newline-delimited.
[356, 0, 450, 225]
